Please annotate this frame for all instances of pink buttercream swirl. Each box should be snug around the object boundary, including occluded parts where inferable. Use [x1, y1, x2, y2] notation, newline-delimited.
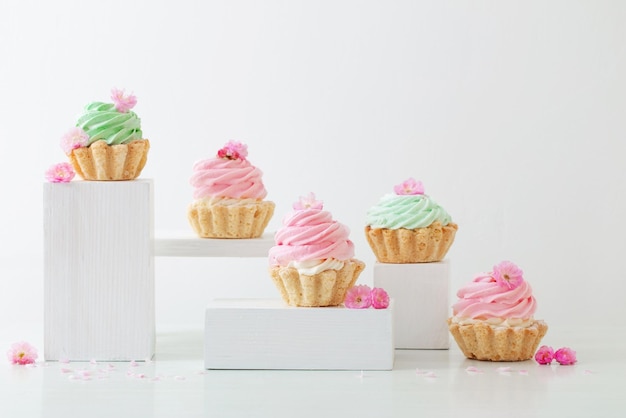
[269, 207, 355, 266]
[452, 273, 537, 320]
[190, 157, 268, 200]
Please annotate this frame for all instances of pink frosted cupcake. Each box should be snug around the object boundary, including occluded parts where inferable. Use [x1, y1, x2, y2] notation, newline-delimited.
[188, 141, 274, 238]
[268, 193, 366, 307]
[448, 261, 548, 361]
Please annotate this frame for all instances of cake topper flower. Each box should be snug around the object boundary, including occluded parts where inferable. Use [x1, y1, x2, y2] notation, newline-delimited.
[394, 178, 425, 195]
[370, 287, 390, 309]
[344, 285, 372, 309]
[7, 341, 38, 365]
[111, 88, 137, 113]
[293, 192, 323, 210]
[554, 347, 577, 365]
[45, 162, 76, 183]
[60, 127, 89, 154]
[217, 140, 248, 161]
[492, 260, 524, 290]
[534, 345, 554, 365]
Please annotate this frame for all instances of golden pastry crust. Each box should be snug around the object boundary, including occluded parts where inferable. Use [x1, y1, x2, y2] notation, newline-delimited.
[188, 199, 275, 238]
[269, 259, 366, 307]
[365, 221, 458, 263]
[69, 139, 150, 181]
[447, 318, 548, 361]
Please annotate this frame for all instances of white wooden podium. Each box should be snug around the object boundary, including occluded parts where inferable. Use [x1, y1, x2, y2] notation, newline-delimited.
[373, 261, 450, 349]
[43, 180, 155, 361]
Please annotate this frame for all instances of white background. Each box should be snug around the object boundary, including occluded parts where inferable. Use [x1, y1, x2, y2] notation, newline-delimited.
[1, 0, 625, 343]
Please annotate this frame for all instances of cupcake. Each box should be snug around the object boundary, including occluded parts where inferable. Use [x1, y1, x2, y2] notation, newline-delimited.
[447, 261, 548, 361]
[268, 193, 365, 307]
[61, 88, 149, 181]
[188, 140, 274, 238]
[365, 178, 458, 263]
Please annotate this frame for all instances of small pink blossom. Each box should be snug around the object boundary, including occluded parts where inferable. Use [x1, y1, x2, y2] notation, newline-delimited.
[293, 192, 324, 210]
[370, 287, 390, 309]
[217, 140, 248, 160]
[492, 260, 524, 290]
[555, 347, 577, 365]
[45, 162, 75, 183]
[7, 342, 38, 365]
[60, 127, 89, 154]
[393, 178, 425, 195]
[534, 345, 555, 365]
[344, 285, 372, 309]
[111, 88, 137, 113]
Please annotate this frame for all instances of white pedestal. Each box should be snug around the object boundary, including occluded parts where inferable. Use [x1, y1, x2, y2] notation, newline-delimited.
[155, 231, 274, 257]
[205, 299, 394, 370]
[373, 261, 449, 350]
[43, 180, 155, 361]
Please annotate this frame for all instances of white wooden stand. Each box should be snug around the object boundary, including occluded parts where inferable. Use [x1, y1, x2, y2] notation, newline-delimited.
[373, 261, 450, 349]
[205, 299, 394, 370]
[155, 231, 274, 257]
[43, 180, 155, 361]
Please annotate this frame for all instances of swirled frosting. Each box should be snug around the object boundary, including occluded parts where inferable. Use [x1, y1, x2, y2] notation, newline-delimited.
[366, 194, 452, 229]
[452, 273, 537, 321]
[76, 102, 142, 146]
[269, 208, 355, 267]
[190, 157, 268, 200]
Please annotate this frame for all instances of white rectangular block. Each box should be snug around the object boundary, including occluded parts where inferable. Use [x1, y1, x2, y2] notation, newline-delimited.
[373, 261, 449, 349]
[43, 180, 155, 361]
[205, 299, 394, 370]
[155, 231, 274, 257]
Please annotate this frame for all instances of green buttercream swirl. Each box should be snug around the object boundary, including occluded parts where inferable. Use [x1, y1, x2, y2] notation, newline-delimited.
[76, 102, 142, 146]
[366, 194, 452, 229]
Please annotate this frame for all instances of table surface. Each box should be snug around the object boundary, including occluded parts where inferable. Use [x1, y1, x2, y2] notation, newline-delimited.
[1, 325, 624, 418]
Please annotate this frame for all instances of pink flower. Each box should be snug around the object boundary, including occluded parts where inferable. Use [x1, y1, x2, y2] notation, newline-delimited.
[60, 127, 89, 154]
[370, 287, 390, 309]
[217, 140, 248, 160]
[293, 192, 324, 210]
[393, 178, 425, 195]
[534, 345, 554, 365]
[111, 88, 137, 113]
[555, 347, 577, 365]
[344, 285, 372, 309]
[7, 342, 38, 365]
[45, 162, 75, 183]
[492, 260, 524, 290]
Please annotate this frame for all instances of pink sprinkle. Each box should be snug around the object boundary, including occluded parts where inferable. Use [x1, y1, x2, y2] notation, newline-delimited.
[107, 363, 116, 369]
[130, 360, 138, 367]
[59, 358, 70, 364]
[135, 373, 146, 379]
[151, 377, 161, 382]
[519, 370, 529, 376]
[60, 368, 73, 374]
[583, 370, 594, 375]
[496, 366, 512, 373]
[89, 359, 97, 365]
[465, 366, 483, 374]
[424, 372, 437, 378]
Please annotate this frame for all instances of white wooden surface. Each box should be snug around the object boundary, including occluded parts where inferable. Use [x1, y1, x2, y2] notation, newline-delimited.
[373, 261, 450, 349]
[154, 231, 274, 257]
[43, 180, 155, 361]
[205, 299, 394, 370]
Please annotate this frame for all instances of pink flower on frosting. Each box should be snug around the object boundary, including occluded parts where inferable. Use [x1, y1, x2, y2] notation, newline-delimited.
[217, 140, 248, 161]
[111, 88, 137, 113]
[492, 260, 524, 290]
[393, 178, 425, 195]
[344, 285, 372, 309]
[555, 347, 577, 365]
[45, 162, 75, 183]
[60, 127, 89, 154]
[7, 341, 38, 365]
[293, 192, 324, 210]
[370, 287, 390, 309]
[534, 345, 554, 365]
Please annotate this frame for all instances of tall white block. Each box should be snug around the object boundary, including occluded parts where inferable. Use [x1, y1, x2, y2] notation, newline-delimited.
[205, 299, 394, 370]
[373, 261, 449, 349]
[43, 180, 155, 361]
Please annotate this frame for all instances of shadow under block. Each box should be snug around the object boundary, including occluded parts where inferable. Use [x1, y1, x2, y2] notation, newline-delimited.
[205, 299, 394, 370]
[43, 180, 155, 361]
[373, 261, 450, 349]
